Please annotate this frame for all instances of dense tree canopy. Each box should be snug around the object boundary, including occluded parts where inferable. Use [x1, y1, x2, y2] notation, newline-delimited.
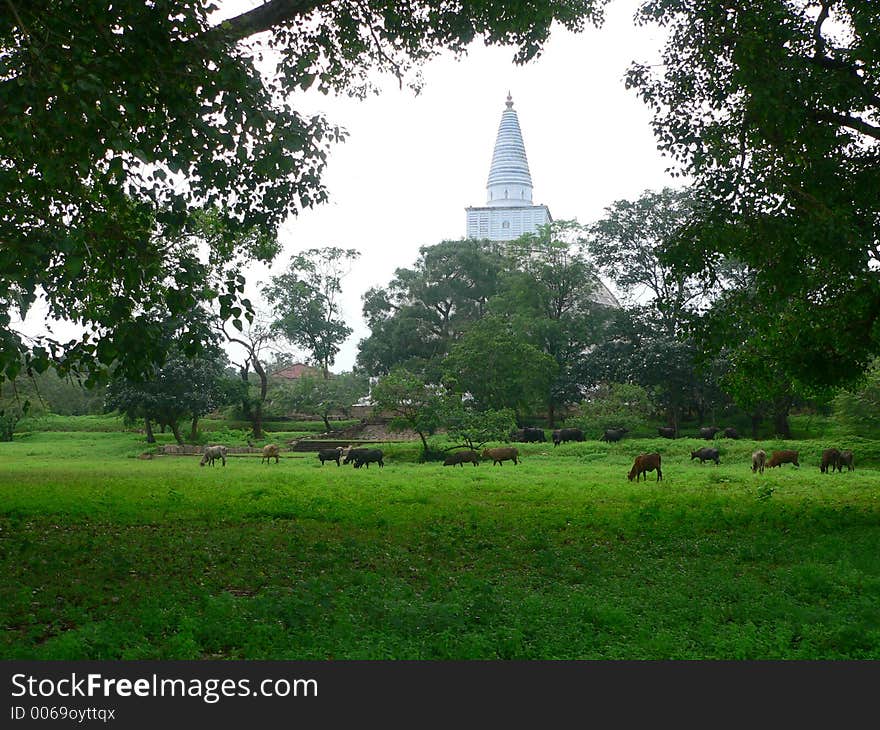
[628, 1, 880, 388]
[497, 221, 615, 424]
[358, 239, 506, 375]
[273, 371, 369, 431]
[442, 316, 558, 416]
[104, 342, 231, 444]
[264, 247, 359, 378]
[1, 0, 602, 384]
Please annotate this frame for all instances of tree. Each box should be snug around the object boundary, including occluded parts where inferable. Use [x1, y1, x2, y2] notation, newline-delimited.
[440, 402, 516, 452]
[222, 318, 275, 440]
[833, 359, 880, 435]
[370, 368, 445, 454]
[442, 316, 557, 418]
[2, 0, 602, 385]
[265, 247, 359, 378]
[589, 189, 712, 337]
[701, 284, 825, 438]
[585, 191, 728, 429]
[275, 372, 369, 432]
[627, 2, 880, 388]
[105, 343, 231, 444]
[357, 239, 506, 376]
[573, 382, 655, 437]
[497, 221, 615, 425]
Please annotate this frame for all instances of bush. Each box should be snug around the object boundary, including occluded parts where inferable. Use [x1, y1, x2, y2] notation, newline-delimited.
[0, 411, 18, 441]
[569, 383, 656, 438]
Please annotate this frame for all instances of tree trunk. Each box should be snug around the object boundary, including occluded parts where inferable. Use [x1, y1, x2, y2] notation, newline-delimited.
[252, 401, 264, 441]
[772, 396, 793, 438]
[189, 416, 199, 442]
[773, 410, 791, 439]
[249, 357, 268, 441]
[547, 402, 556, 429]
[750, 413, 762, 440]
[144, 418, 156, 444]
[668, 406, 680, 435]
[322, 414, 332, 432]
[169, 420, 185, 445]
[418, 431, 429, 454]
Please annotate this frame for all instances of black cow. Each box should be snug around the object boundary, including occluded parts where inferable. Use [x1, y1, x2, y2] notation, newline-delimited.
[723, 427, 740, 439]
[699, 426, 721, 440]
[552, 427, 585, 446]
[343, 447, 385, 468]
[658, 427, 676, 439]
[318, 447, 344, 466]
[511, 427, 546, 443]
[601, 428, 627, 443]
[837, 450, 854, 472]
[443, 450, 480, 467]
[691, 447, 720, 464]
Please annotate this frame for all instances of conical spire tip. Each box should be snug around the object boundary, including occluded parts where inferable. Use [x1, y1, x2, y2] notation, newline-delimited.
[506, 92, 513, 110]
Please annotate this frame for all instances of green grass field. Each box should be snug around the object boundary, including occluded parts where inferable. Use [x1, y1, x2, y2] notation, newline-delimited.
[2, 425, 880, 659]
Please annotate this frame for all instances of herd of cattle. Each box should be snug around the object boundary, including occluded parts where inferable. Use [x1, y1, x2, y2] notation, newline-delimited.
[196, 433, 856, 478]
[511, 425, 743, 445]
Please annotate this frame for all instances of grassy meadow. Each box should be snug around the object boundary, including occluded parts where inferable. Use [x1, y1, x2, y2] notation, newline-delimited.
[2, 421, 880, 659]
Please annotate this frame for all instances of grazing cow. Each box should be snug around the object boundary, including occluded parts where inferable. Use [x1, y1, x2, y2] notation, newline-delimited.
[481, 447, 519, 466]
[443, 450, 480, 467]
[199, 445, 227, 467]
[837, 450, 854, 472]
[658, 427, 677, 439]
[511, 427, 545, 443]
[345, 448, 384, 469]
[552, 428, 585, 446]
[691, 447, 720, 465]
[820, 448, 841, 474]
[317, 447, 344, 466]
[699, 426, 721, 440]
[628, 452, 662, 482]
[600, 428, 627, 443]
[751, 449, 767, 474]
[261, 443, 280, 464]
[723, 427, 740, 440]
[766, 450, 799, 468]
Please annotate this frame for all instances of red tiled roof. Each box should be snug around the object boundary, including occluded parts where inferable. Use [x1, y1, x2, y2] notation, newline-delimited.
[272, 363, 321, 379]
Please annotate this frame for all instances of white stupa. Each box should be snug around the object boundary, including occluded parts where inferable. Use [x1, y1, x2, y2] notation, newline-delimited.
[465, 93, 552, 241]
[465, 94, 619, 308]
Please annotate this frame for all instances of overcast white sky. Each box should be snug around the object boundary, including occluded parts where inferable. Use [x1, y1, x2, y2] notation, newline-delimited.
[240, 0, 680, 371]
[18, 0, 682, 374]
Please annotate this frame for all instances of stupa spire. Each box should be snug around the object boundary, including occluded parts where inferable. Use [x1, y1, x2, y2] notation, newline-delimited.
[486, 93, 533, 207]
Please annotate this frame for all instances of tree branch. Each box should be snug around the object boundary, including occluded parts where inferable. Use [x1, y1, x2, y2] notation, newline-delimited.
[814, 110, 880, 141]
[812, 1, 832, 60]
[206, 0, 331, 43]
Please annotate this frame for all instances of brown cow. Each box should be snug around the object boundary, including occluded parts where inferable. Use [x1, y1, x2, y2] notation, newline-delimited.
[444, 450, 480, 467]
[261, 443, 280, 464]
[751, 449, 766, 474]
[628, 452, 662, 482]
[766, 450, 799, 468]
[820, 448, 841, 474]
[481, 447, 519, 466]
[837, 450, 854, 472]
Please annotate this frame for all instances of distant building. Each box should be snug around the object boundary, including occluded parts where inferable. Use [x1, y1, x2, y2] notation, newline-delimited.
[465, 93, 619, 309]
[271, 362, 323, 380]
